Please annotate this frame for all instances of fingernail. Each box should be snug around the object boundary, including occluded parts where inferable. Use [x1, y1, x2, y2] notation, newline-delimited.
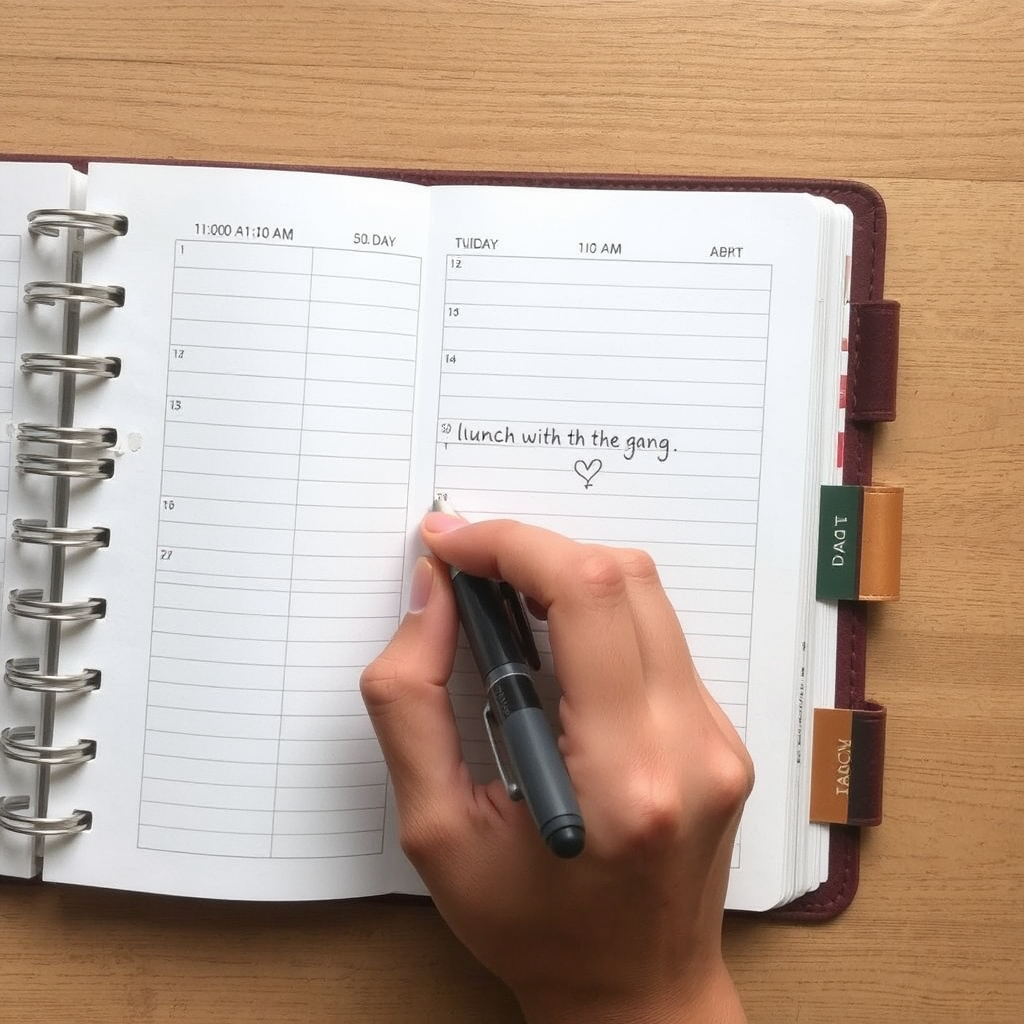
[408, 556, 434, 613]
[422, 511, 467, 534]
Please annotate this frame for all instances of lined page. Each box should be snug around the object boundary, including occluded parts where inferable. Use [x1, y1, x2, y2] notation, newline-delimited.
[415, 186, 843, 911]
[436, 253, 766, 738]
[43, 164, 429, 899]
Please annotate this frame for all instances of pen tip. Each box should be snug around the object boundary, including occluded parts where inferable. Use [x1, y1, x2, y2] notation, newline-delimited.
[432, 496, 459, 516]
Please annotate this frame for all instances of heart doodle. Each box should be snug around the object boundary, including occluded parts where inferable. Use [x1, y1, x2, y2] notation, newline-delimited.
[573, 458, 603, 489]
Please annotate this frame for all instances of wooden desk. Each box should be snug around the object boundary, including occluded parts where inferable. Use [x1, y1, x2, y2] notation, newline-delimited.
[1, 2, 1021, 1020]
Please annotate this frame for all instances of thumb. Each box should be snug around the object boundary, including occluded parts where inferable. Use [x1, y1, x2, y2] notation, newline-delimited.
[360, 556, 470, 825]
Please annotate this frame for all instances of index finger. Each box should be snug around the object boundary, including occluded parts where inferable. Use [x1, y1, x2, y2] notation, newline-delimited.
[421, 514, 649, 721]
[420, 513, 593, 608]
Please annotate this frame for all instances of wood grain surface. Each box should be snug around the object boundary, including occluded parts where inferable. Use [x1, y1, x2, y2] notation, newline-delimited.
[1, 2, 1022, 1021]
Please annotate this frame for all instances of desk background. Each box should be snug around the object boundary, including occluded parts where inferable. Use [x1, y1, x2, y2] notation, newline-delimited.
[1, 2, 1022, 1021]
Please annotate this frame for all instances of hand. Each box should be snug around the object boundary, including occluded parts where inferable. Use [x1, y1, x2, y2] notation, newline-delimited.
[360, 514, 753, 1024]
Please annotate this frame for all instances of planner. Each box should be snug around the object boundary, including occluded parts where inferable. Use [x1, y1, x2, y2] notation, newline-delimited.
[0, 160, 899, 916]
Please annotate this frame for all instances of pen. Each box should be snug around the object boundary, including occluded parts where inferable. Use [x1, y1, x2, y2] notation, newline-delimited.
[432, 500, 585, 859]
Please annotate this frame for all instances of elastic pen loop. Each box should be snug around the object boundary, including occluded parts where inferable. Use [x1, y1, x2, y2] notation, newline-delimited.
[498, 582, 541, 670]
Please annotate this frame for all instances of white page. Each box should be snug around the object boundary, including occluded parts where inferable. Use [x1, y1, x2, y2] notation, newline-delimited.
[42, 164, 431, 899]
[0, 162, 78, 879]
[408, 186, 840, 911]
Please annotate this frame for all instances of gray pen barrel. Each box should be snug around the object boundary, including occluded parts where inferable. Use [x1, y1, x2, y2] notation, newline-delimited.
[499, 706, 585, 857]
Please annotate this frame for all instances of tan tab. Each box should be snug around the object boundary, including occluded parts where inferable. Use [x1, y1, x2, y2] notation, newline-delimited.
[810, 708, 853, 824]
[857, 485, 903, 600]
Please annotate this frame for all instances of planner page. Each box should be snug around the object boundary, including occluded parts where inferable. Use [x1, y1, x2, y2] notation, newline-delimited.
[41, 164, 431, 899]
[0, 161, 79, 879]
[408, 186, 847, 911]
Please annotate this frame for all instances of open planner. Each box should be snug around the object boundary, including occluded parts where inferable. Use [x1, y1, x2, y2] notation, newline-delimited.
[0, 161, 899, 916]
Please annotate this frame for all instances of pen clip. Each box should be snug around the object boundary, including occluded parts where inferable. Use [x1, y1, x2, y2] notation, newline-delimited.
[482, 705, 523, 801]
[497, 581, 541, 670]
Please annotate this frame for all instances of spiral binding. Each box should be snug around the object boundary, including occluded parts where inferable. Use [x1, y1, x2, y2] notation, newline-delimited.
[0, 207, 126, 848]
[17, 421, 118, 480]
[27, 209, 128, 238]
[23, 282, 126, 307]
[16, 454, 115, 479]
[8, 589, 107, 622]
[11, 520, 110, 549]
[0, 726, 97, 766]
[5, 657, 101, 694]
[18, 423, 117, 447]
[21, 353, 121, 377]
[0, 796, 92, 837]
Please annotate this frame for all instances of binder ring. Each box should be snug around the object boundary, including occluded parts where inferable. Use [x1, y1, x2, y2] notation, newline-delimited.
[23, 282, 126, 307]
[18, 423, 118, 448]
[21, 353, 121, 378]
[11, 520, 110, 549]
[0, 796, 92, 836]
[0, 726, 96, 766]
[27, 209, 128, 238]
[17, 453, 115, 479]
[8, 589, 107, 622]
[5, 658, 100, 694]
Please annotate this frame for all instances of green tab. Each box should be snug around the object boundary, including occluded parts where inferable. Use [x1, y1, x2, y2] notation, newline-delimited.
[816, 485, 863, 600]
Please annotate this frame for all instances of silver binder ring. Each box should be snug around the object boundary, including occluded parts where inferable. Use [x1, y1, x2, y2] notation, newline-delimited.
[8, 588, 107, 622]
[0, 725, 97, 766]
[5, 657, 101, 694]
[23, 281, 126, 307]
[0, 796, 92, 836]
[21, 353, 121, 378]
[18, 423, 118, 448]
[11, 519, 110, 549]
[27, 209, 128, 238]
[17, 453, 115, 479]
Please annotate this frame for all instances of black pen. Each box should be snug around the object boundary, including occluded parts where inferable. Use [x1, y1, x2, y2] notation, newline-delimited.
[432, 500, 585, 858]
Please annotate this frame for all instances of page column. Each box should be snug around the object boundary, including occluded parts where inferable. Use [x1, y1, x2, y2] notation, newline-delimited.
[271, 246, 422, 860]
[139, 240, 312, 858]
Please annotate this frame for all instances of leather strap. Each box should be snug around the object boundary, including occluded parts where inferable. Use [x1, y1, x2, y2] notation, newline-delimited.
[848, 300, 900, 422]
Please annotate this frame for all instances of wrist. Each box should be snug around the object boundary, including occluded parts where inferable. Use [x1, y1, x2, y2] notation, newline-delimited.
[516, 957, 747, 1024]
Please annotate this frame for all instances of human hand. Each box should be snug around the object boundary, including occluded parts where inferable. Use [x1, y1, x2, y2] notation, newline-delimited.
[360, 514, 752, 1024]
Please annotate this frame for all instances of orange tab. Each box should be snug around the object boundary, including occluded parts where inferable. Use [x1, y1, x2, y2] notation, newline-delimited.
[858, 486, 903, 600]
[810, 708, 854, 824]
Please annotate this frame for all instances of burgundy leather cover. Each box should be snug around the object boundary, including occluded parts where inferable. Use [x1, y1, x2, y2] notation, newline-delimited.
[2, 160, 896, 918]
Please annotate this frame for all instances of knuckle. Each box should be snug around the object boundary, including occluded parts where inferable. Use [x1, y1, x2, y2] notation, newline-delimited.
[607, 739, 754, 859]
[397, 809, 458, 867]
[703, 745, 755, 821]
[573, 546, 629, 604]
[615, 768, 684, 856]
[358, 654, 403, 710]
[397, 820, 432, 865]
[618, 547, 660, 586]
